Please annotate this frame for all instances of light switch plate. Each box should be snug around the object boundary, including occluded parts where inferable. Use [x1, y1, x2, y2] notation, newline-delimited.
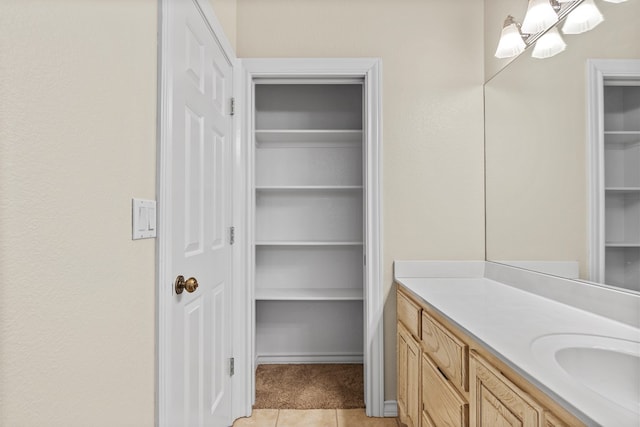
[132, 198, 157, 239]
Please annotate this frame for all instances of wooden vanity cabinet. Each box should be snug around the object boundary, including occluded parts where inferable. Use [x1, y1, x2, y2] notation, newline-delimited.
[398, 323, 421, 427]
[420, 307, 469, 427]
[398, 290, 422, 338]
[470, 352, 542, 427]
[396, 285, 584, 427]
[544, 412, 570, 427]
[421, 309, 468, 394]
[397, 292, 422, 427]
[422, 353, 468, 427]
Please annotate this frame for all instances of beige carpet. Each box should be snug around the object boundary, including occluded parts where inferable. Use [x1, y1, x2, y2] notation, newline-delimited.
[253, 364, 365, 410]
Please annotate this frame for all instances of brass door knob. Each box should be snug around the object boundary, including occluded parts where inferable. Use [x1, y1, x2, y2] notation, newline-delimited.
[175, 275, 199, 294]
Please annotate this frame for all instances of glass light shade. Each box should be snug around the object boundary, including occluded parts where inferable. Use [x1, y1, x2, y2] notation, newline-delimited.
[532, 27, 567, 58]
[602, 0, 627, 3]
[562, 0, 604, 34]
[495, 18, 526, 58]
[522, 0, 559, 34]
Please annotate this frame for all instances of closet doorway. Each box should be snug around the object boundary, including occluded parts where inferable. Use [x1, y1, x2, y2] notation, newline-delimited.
[240, 59, 384, 416]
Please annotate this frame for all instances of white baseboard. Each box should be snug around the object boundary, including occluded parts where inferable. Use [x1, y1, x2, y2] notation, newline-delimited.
[383, 400, 398, 417]
[256, 353, 364, 365]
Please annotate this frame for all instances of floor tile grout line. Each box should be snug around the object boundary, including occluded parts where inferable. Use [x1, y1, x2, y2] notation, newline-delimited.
[232, 408, 401, 426]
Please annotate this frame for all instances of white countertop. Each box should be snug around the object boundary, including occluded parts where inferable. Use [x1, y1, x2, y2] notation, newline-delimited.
[395, 267, 640, 427]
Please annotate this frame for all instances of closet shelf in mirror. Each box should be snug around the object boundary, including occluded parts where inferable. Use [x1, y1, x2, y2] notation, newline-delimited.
[605, 187, 640, 193]
[255, 241, 363, 246]
[605, 242, 640, 248]
[255, 288, 363, 301]
[604, 131, 640, 144]
[256, 185, 363, 191]
[255, 129, 363, 148]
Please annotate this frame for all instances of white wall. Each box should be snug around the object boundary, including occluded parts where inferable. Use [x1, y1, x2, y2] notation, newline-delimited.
[236, 0, 486, 400]
[0, 1, 157, 425]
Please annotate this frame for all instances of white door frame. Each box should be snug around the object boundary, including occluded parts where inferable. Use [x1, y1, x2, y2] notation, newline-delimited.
[156, 0, 241, 425]
[238, 58, 385, 417]
[587, 59, 640, 283]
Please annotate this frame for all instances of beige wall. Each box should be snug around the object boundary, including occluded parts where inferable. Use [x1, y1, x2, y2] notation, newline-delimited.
[0, 0, 485, 421]
[484, 1, 640, 280]
[210, 0, 237, 50]
[0, 1, 157, 426]
[236, 0, 486, 400]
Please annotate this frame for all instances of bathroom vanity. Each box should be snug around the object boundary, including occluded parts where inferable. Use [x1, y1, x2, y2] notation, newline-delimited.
[395, 261, 640, 427]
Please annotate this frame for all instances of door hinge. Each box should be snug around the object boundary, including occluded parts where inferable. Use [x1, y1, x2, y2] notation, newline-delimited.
[230, 226, 235, 245]
[230, 97, 235, 116]
[230, 357, 235, 377]
[363, 254, 366, 266]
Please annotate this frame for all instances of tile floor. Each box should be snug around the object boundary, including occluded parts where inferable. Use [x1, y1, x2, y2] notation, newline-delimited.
[232, 409, 400, 427]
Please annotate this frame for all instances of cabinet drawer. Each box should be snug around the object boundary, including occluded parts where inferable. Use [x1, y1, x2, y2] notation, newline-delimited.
[470, 352, 541, 427]
[422, 311, 468, 392]
[397, 290, 421, 338]
[422, 354, 468, 427]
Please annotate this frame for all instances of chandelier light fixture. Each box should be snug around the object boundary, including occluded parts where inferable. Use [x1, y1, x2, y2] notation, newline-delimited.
[521, 0, 559, 34]
[532, 27, 567, 58]
[562, 0, 604, 34]
[494, 0, 625, 60]
[495, 15, 527, 59]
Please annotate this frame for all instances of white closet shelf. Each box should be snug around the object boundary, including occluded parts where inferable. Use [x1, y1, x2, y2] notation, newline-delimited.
[256, 241, 364, 246]
[605, 187, 640, 193]
[255, 288, 363, 301]
[605, 242, 640, 247]
[604, 131, 640, 144]
[255, 129, 363, 147]
[256, 185, 363, 191]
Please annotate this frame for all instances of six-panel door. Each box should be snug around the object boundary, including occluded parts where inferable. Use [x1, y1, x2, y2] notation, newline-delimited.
[168, 0, 234, 426]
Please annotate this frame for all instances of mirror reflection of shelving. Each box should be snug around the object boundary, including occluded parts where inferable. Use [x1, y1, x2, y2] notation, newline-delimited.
[603, 83, 640, 290]
[253, 82, 365, 363]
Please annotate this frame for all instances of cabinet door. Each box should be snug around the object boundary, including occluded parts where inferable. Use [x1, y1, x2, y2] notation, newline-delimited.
[398, 323, 421, 427]
[470, 353, 541, 427]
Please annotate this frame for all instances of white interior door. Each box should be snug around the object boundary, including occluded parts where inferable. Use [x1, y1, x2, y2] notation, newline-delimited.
[165, 0, 234, 425]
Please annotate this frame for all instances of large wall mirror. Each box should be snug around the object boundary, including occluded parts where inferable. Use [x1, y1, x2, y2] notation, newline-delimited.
[485, 0, 640, 292]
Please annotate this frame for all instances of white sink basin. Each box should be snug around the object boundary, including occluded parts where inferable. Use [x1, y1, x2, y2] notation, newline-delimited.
[531, 334, 640, 419]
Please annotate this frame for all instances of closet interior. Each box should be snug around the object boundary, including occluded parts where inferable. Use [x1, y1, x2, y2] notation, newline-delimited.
[602, 80, 640, 290]
[253, 81, 366, 365]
